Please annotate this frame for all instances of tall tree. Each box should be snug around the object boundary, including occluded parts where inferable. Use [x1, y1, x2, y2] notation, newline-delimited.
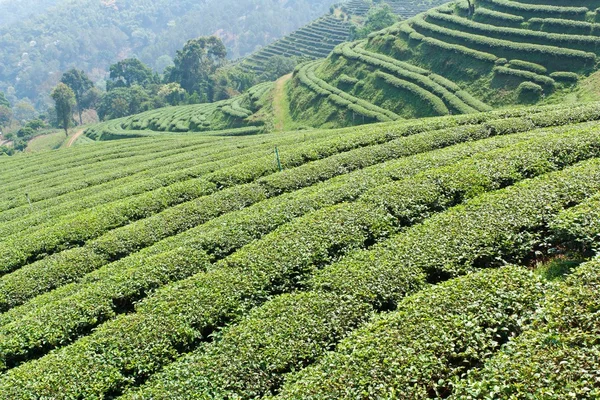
[51, 83, 76, 136]
[108, 58, 156, 90]
[61, 69, 93, 125]
[168, 36, 227, 100]
[350, 4, 398, 39]
[0, 91, 9, 108]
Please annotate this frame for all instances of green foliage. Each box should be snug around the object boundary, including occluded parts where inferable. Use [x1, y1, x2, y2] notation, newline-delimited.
[61, 69, 93, 124]
[97, 85, 150, 121]
[0, 91, 9, 108]
[517, 81, 544, 104]
[166, 36, 227, 99]
[350, 4, 399, 40]
[275, 267, 547, 399]
[451, 259, 600, 399]
[50, 83, 76, 135]
[0, 0, 338, 107]
[259, 55, 298, 82]
[1, 103, 600, 398]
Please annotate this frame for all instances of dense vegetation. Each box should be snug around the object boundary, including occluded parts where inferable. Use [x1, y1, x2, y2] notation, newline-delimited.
[0, 0, 338, 109]
[0, 101, 599, 397]
[283, 0, 600, 128]
[237, 0, 451, 77]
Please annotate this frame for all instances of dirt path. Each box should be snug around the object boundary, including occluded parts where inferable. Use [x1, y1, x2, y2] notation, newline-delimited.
[273, 73, 292, 131]
[67, 129, 85, 148]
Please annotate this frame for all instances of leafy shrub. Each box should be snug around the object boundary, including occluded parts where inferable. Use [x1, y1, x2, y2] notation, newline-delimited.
[517, 81, 543, 104]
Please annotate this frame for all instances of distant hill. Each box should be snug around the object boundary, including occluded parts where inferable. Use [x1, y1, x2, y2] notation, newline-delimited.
[238, 0, 452, 75]
[0, 0, 338, 108]
[88, 0, 600, 137]
[284, 0, 600, 127]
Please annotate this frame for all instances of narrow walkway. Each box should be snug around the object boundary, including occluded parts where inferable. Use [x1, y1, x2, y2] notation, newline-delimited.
[273, 73, 292, 131]
[67, 129, 84, 148]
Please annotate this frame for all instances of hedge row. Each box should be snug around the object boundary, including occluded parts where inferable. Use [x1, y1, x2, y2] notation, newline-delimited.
[125, 130, 600, 398]
[550, 192, 600, 254]
[122, 292, 373, 399]
[340, 42, 478, 114]
[0, 117, 551, 363]
[451, 259, 600, 399]
[429, 10, 600, 54]
[508, 59, 548, 74]
[480, 0, 590, 20]
[400, 22, 499, 63]
[0, 139, 211, 210]
[295, 61, 399, 122]
[375, 71, 450, 116]
[118, 128, 600, 399]
[311, 156, 600, 309]
[493, 65, 556, 90]
[274, 267, 547, 399]
[528, 17, 600, 36]
[412, 15, 597, 71]
[3, 128, 600, 396]
[0, 139, 270, 234]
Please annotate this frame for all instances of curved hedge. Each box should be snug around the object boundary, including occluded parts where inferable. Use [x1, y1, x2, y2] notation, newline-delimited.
[451, 259, 600, 399]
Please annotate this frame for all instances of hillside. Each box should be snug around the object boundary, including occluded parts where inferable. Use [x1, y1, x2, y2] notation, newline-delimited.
[86, 0, 600, 137]
[0, 0, 338, 108]
[238, 0, 452, 75]
[283, 0, 600, 127]
[0, 101, 600, 397]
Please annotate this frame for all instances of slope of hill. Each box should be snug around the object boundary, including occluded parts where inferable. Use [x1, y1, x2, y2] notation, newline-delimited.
[0, 101, 599, 397]
[283, 0, 600, 128]
[238, 0, 453, 75]
[0, 0, 338, 108]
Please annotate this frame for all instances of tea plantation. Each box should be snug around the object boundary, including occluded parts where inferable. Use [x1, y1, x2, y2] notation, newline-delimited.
[285, 0, 600, 127]
[0, 100, 599, 398]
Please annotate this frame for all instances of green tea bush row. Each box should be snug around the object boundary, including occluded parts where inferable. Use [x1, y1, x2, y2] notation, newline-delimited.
[508, 59, 548, 74]
[312, 157, 600, 309]
[550, 193, 600, 254]
[451, 259, 600, 399]
[375, 71, 450, 115]
[429, 10, 600, 54]
[295, 61, 399, 122]
[399, 22, 499, 63]
[412, 16, 596, 71]
[0, 139, 269, 231]
[473, 6, 526, 26]
[0, 139, 212, 207]
[341, 43, 478, 114]
[550, 70, 580, 82]
[273, 267, 547, 399]
[118, 128, 600, 398]
[528, 17, 600, 36]
[2, 130, 600, 396]
[0, 117, 547, 355]
[494, 66, 556, 90]
[481, 0, 589, 20]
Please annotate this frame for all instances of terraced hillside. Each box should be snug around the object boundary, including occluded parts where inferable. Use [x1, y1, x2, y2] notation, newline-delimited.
[1, 101, 600, 398]
[86, 82, 274, 140]
[286, 0, 600, 127]
[239, 0, 451, 75]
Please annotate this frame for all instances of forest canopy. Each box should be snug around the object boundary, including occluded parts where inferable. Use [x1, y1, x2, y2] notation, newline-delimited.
[0, 0, 338, 109]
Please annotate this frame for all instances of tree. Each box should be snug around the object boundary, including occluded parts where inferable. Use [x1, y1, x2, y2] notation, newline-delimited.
[51, 83, 76, 136]
[97, 85, 150, 120]
[466, 0, 475, 17]
[0, 91, 9, 108]
[167, 36, 227, 100]
[0, 106, 12, 128]
[350, 4, 398, 40]
[259, 55, 297, 82]
[108, 58, 156, 90]
[61, 69, 93, 125]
